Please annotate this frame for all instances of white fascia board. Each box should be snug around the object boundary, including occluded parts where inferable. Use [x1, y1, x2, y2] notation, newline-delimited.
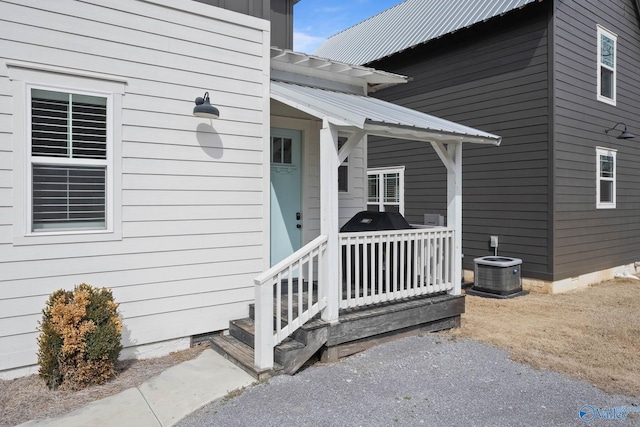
[363, 123, 502, 146]
[271, 48, 408, 87]
[271, 69, 363, 94]
[270, 82, 365, 128]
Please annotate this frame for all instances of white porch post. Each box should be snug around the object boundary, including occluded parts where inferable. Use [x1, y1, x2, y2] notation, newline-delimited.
[254, 278, 274, 369]
[320, 118, 340, 322]
[447, 143, 462, 295]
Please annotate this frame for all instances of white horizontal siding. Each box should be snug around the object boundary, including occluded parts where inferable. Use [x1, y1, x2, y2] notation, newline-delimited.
[0, 0, 269, 376]
[123, 175, 263, 192]
[1, 332, 39, 372]
[3, 259, 261, 302]
[0, 132, 11, 151]
[122, 158, 263, 178]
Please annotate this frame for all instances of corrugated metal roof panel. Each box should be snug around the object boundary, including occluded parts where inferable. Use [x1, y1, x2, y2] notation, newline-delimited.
[314, 0, 539, 65]
[271, 81, 501, 145]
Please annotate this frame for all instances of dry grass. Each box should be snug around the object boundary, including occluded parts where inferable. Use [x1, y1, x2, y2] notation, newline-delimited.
[449, 278, 640, 396]
[0, 343, 208, 427]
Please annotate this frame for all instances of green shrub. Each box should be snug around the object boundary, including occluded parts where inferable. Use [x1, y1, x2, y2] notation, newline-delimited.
[37, 284, 123, 390]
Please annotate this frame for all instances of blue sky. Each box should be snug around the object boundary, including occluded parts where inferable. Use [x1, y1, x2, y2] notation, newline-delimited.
[293, 0, 402, 54]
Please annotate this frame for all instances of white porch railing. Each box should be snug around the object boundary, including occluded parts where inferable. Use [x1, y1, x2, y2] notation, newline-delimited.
[338, 227, 454, 309]
[253, 228, 454, 369]
[254, 235, 328, 369]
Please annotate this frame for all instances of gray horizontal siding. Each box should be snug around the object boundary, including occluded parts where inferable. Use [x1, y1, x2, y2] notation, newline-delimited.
[369, 2, 552, 279]
[194, 0, 294, 49]
[553, 0, 640, 279]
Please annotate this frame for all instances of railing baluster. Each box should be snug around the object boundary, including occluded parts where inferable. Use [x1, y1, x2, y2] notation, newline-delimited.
[363, 236, 369, 304]
[346, 237, 352, 307]
[444, 233, 450, 290]
[414, 233, 420, 292]
[356, 236, 361, 305]
[400, 233, 406, 298]
[427, 233, 432, 293]
[438, 233, 443, 291]
[308, 249, 314, 313]
[276, 272, 282, 340]
[287, 265, 294, 333]
[298, 258, 305, 321]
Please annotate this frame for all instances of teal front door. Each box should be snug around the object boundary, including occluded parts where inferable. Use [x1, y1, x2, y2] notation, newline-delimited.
[270, 128, 302, 266]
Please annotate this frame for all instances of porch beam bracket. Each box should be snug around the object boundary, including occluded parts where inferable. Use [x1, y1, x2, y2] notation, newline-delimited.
[430, 141, 456, 171]
[338, 130, 366, 164]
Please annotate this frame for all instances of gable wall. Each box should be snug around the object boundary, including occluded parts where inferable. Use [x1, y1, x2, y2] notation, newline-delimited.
[369, 3, 552, 279]
[552, 0, 640, 279]
[194, 0, 295, 49]
[0, 0, 270, 377]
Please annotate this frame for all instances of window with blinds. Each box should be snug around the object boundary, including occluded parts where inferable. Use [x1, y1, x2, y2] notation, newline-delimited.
[30, 89, 108, 231]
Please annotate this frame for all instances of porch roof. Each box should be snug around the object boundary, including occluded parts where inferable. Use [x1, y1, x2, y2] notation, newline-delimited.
[271, 81, 501, 146]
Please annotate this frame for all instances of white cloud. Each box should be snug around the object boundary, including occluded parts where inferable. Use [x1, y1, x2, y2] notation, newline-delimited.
[293, 31, 327, 54]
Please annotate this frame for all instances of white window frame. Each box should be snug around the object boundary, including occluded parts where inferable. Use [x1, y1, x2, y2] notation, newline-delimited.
[28, 86, 112, 233]
[367, 166, 405, 215]
[7, 62, 125, 245]
[596, 147, 616, 209]
[597, 25, 617, 105]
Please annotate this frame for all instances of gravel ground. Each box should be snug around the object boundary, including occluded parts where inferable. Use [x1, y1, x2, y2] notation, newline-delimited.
[178, 334, 638, 427]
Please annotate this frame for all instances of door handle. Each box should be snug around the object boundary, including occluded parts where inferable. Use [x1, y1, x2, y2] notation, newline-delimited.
[296, 212, 301, 220]
[296, 224, 302, 229]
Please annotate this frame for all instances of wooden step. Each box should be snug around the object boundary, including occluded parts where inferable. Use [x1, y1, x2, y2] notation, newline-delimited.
[209, 334, 282, 381]
[229, 318, 255, 348]
[277, 325, 328, 374]
[249, 289, 320, 321]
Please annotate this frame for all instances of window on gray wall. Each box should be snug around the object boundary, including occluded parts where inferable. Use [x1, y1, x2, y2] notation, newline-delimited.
[367, 167, 404, 214]
[597, 25, 617, 105]
[596, 147, 616, 209]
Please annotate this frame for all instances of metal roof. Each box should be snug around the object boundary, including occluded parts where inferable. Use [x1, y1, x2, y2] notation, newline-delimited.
[271, 81, 501, 145]
[271, 47, 408, 89]
[314, 0, 540, 65]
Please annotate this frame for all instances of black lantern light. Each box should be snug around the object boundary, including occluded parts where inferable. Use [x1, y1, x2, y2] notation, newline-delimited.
[193, 92, 220, 119]
[605, 122, 634, 139]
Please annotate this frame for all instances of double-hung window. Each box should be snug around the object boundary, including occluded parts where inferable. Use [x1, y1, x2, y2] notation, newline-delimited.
[29, 88, 110, 232]
[596, 147, 616, 209]
[367, 167, 404, 214]
[597, 25, 617, 105]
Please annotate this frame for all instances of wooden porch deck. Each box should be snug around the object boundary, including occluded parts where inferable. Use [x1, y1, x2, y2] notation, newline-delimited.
[207, 288, 464, 380]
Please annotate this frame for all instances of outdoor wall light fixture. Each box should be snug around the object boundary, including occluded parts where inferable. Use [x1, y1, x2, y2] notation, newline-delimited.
[193, 92, 220, 119]
[605, 122, 635, 139]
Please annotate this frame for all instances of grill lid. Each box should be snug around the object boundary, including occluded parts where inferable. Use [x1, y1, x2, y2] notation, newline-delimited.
[340, 211, 412, 232]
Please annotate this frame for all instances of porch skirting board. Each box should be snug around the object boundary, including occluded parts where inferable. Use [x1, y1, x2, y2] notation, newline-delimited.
[322, 294, 464, 362]
[463, 262, 639, 294]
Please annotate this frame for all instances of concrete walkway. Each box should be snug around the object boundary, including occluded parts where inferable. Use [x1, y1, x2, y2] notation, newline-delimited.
[18, 349, 254, 427]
